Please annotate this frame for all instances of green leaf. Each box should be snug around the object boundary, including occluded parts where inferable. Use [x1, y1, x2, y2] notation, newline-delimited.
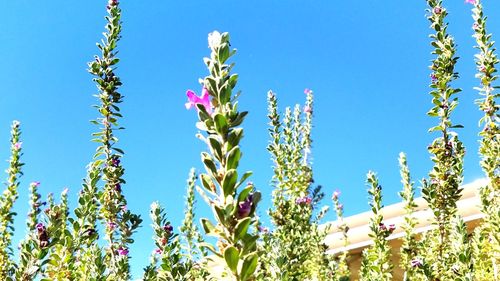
[224, 246, 239, 273]
[240, 253, 258, 281]
[222, 169, 238, 197]
[237, 185, 253, 202]
[200, 173, 215, 194]
[226, 146, 241, 170]
[213, 205, 226, 225]
[199, 242, 221, 257]
[200, 218, 215, 235]
[208, 136, 223, 161]
[234, 217, 251, 241]
[214, 114, 228, 136]
[201, 152, 218, 177]
[236, 171, 253, 189]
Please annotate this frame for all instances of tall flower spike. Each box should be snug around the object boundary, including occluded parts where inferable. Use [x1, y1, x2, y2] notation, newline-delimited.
[192, 31, 261, 281]
[0, 121, 24, 279]
[87, 1, 142, 279]
[422, 1, 465, 278]
[470, 1, 500, 279]
[360, 171, 393, 281]
[398, 153, 419, 280]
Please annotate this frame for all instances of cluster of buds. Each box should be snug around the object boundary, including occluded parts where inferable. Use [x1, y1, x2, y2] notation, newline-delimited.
[379, 223, 396, 234]
[237, 194, 254, 218]
[36, 223, 49, 248]
[106, 0, 118, 10]
[295, 196, 312, 205]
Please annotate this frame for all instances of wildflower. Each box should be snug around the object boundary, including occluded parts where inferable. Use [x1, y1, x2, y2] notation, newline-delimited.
[62, 187, 69, 195]
[107, 0, 118, 9]
[411, 259, 423, 268]
[163, 224, 173, 233]
[388, 224, 396, 232]
[258, 226, 269, 233]
[465, 0, 476, 4]
[208, 31, 222, 49]
[185, 88, 213, 115]
[36, 223, 46, 233]
[111, 157, 121, 167]
[338, 204, 344, 212]
[115, 183, 121, 192]
[117, 247, 129, 256]
[31, 181, 41, 187]
[155, 248, 162, 255]
[107, 221, 117, 231]
[13, 142, 22, 150]
[304, 105, 312, 113]
[430, 73, 437, 82]
[332, 190, 341, 200]
[379, 223, 387, 232]
[472, 22, 480, 30]
[238, 194, 253, 218]
[433, 6, 442, 14]
[295, 196, 312, 205]
[12, 120, 20, 127]
[304, 88, 313, 95]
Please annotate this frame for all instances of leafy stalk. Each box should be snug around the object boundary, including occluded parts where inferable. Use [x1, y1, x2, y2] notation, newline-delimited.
[422, 1, 465, 277]
[360, 171, 393, 281]
[192, 31, 260, 281]
[470, 1, 500, 279]
[0, 121, 24, 279]
[87, 0, 142, 278]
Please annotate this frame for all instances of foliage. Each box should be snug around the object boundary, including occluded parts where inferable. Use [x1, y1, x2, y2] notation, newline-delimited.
[0, 0, 498, 280]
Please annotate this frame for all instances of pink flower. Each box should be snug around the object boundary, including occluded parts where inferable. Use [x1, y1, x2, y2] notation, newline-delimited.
[465, 0, 476, 4]
[433, 6, 442, 14]
[13, 142, 22, 150]
[31, 181, 41, 187]
[304, 88, 313, 95]
[332, 190, 341, 200]
[117, 247, 128, 256]
[155, 248, 162, 255]
[185, 88, 212, 115]
[304, 105, 312, 113]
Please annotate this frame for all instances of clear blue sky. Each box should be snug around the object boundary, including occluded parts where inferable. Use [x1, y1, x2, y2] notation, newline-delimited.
[1, 0, 498, 278]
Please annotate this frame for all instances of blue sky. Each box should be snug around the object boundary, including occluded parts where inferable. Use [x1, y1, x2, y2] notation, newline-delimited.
[1, 0, 498, 278]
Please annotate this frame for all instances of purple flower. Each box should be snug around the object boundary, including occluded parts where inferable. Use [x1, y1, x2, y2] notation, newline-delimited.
[107, 221, 117, 231]
[115, 183, 122, 192]
[111, 157, 121, 167]
[36, 223, 45, 233]
[433, 6, 442, 14]
[117, 247, 128, 256]
[295, 196, 312, 205]
[185, 88, 213, 115]
[430, 73, 437, 82]
[238, 194, 253, 218]
[163, 224, 173, 233]
[155, 248, 162, 255]
[304, 88, 313, 95]
[304, 105, 312, 113]
[379, 223, 387, 231]
[411, 259, 423, 268]
[465, 0, 476, 4]
[258, 226, 269, 233]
